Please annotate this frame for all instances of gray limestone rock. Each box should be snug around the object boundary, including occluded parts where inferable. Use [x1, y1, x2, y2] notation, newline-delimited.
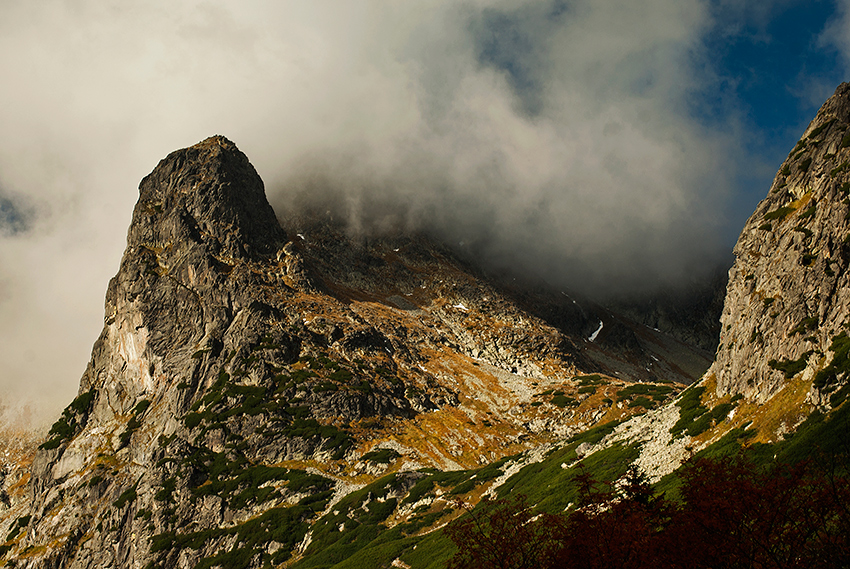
[711, 82, 850, 403]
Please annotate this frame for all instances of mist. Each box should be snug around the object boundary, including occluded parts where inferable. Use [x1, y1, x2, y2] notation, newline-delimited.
[0, 0, 844, 425]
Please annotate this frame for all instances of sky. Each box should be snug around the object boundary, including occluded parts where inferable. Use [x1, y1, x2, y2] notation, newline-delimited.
[0, 0, 848, 426]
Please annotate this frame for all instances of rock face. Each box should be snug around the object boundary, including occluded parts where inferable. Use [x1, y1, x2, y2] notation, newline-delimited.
[711, 83, 850, 404]
[607, 264, 728, 353]
[3, 136, 710, 569]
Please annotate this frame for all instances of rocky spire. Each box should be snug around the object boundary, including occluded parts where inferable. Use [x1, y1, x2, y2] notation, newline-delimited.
[83, 136, 288, 404]
[131, 135, 286, 260]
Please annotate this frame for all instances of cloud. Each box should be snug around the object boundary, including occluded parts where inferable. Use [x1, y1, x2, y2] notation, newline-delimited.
[265, 0, 736, 288]
[820, 0, 850, 67]
[0, 0, 757, 423]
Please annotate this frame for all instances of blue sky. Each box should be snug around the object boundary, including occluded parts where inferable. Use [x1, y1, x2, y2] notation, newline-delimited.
[0, 0, 849, 423]
[702, 0, 845, 228]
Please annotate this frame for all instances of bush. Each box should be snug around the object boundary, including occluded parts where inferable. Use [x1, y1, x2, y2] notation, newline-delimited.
[769, 351, 812, 379]
[446, 454, 850, 569]
[764, 206, 795, 221]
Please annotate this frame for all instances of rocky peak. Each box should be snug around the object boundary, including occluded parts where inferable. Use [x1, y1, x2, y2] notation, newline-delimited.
[132, 135, 286, 260]
[711, 82, 850, 405]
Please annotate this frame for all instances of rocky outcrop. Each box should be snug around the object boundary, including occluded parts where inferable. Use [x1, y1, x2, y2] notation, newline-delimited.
[712, 83, 850, 404]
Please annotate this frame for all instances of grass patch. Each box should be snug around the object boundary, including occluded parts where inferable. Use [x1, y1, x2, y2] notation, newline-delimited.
[769, 351, 813, 379]
[793, 226, 813, 239]
[114, 485, 138, 509]
[362, 448, 401, 464]
[790, 316, 818, 336]
[670, 386, 708, 436]
[808, 118, 836, 139]
[763, 206, 795, 221]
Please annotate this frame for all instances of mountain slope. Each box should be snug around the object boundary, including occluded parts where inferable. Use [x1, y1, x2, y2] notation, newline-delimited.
[10, 74, 850, 567]
[0, 136, 707, 568]
[583, 82, 850, 484]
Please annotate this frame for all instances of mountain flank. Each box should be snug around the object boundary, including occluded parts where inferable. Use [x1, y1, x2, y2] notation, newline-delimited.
[0, 135, 708, 568]
[712, 82, 850, 408]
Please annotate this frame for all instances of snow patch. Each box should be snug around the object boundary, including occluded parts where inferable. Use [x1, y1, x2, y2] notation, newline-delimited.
[588, 320, 604, 342]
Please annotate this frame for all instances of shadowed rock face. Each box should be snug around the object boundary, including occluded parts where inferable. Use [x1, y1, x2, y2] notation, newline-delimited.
[132, 135, 286, 261]
[86, 136, 290, 406]
[711, 82, 850, 403]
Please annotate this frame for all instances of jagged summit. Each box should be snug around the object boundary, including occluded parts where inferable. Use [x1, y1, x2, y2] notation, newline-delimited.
[133, 135, 285, 261]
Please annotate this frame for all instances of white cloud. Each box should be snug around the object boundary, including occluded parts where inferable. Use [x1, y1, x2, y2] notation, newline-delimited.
[0, 0, 744, 424]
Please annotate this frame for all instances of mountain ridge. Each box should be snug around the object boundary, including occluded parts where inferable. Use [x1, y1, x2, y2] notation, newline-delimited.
[8, 77, 850, 566]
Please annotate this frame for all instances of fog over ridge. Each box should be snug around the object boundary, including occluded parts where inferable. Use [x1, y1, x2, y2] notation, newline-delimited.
[0, 0, 846, 424]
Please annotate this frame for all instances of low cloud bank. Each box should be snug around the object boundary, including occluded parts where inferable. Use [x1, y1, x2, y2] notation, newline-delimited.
[0, 0, 814, 423]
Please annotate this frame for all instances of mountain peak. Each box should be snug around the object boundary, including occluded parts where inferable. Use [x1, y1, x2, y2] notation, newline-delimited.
[133, 135, 285, 260]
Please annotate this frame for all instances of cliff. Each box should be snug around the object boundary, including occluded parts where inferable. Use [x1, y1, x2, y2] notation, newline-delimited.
[712, 82, 850, 408]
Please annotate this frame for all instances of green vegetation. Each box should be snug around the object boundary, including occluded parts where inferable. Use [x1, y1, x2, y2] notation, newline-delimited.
[119, 399, 151, 447]
[5, 515, 31, 543]
[808, 118, 836, 139]
[152, 505, 313, 569]
[763, 206, 795, 221]
[831, 161, 849, 177]
[799, 204, 817, 219]
[362, 448, 401, 464]
[814, 331, 850, 392]
[790, 316, 818, 336]
[616, 383, 674, 410]
[794, 225, 813, 239]
[670, 386, 710, 436]
[446, 449, 850, 569]
[577, 374, 603, 385]
[185, 360, 353, 460]
[40, 390, 96, 450]
[155, 477, 176, 503]
[799, 156, 813, 172]
[297, 474, 426, 568]
[769, 351, 813, 379]
[550, 391, 578, 408]
[114, 485, 138, 509]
